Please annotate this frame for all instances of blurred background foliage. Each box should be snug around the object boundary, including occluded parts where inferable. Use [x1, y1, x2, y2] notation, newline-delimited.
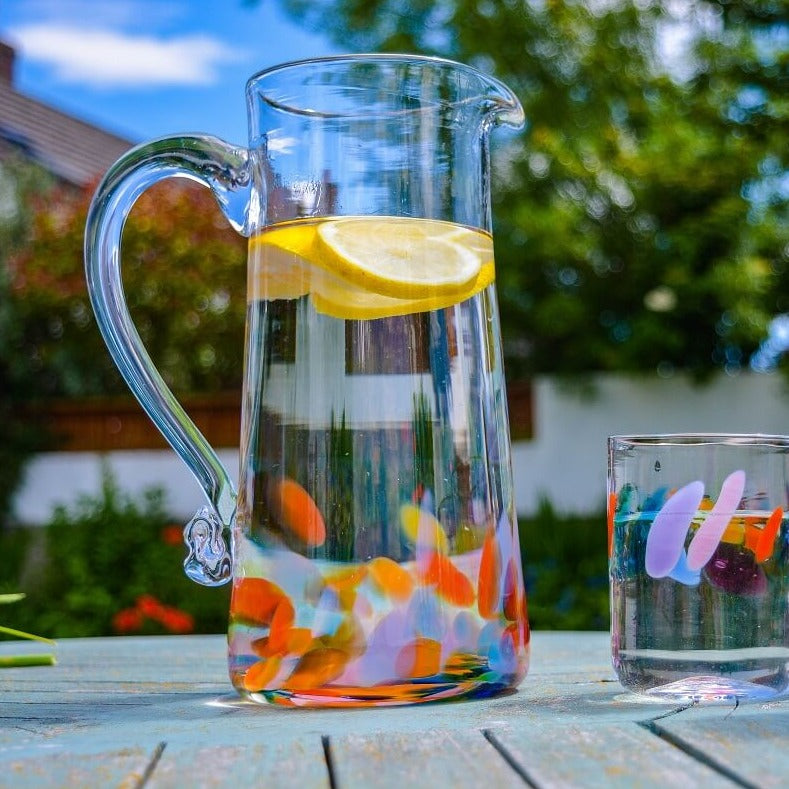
[0, 469, 230, 638]
[4, 171, 246, 398]
[277, 0, 787, 380]
[0, 162, 246, 521]
[0, 156, 57, 531]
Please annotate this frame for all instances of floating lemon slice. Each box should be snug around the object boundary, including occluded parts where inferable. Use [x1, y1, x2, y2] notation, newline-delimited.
[311, 261, 495, 320]
[248, 217, 495, 319]
[248, 247, 310, 301]
[248, 222, 319, 301]
[315, 217, 485, 299]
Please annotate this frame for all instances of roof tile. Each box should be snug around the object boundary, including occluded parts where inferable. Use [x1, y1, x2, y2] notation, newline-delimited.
[0, 81, 134, 186]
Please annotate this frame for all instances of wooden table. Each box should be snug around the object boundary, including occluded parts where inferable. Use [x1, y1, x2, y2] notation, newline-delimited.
[1, 632, 786, 788]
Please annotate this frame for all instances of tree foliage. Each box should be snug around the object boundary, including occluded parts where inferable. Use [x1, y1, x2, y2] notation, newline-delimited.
[0, 162, 246, 526]
[0, 156, 59, 523]
[5, 174, 247, 398]
[278, 0, 787, 380]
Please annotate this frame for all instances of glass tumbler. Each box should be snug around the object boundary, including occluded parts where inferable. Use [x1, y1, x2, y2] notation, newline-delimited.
[608, 434, 789, 702]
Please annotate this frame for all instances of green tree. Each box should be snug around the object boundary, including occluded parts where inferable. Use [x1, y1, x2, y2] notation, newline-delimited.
[6, 178, 247, 397]
[1, 166, 246, 526]
[276, 0, 787, 380]
[0, 156, 58, 524]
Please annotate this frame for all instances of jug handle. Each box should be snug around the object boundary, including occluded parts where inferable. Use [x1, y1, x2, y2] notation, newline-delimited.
[84, 135, 254, 586]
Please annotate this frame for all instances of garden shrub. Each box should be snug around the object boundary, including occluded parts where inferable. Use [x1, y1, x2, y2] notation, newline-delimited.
[0, 468, 229, 639]
[519, 500, 609, 631]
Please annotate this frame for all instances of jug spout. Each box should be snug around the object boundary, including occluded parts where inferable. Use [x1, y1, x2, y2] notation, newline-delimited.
[476, 71, 526, 131]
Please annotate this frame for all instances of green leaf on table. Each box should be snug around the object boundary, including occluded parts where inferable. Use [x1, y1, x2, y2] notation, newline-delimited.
[1, 593, 56, 667]
[0, 624, 56, 645]
[0, 654, 56, 667]
[0, 593, 27, 604]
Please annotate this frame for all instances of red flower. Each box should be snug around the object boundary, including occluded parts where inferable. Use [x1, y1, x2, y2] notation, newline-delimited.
[113, 608, 143, 633]
[136, 594, 165, 617]
[157, 608, 194, 634]
[161, 525, 183, 546]
[112, 594, 194, 635]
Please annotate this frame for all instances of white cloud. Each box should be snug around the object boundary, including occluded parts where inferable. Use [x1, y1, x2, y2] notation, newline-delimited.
[9, 23, 240, 88]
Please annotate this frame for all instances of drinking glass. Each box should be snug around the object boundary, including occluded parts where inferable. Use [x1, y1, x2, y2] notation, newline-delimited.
[608, 434, 789, 701]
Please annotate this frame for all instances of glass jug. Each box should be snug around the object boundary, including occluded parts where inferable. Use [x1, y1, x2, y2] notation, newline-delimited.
[85, 54, 529, 707]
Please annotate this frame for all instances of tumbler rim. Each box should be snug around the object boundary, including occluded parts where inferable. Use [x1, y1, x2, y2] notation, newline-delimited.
[609, 433, 789, 447]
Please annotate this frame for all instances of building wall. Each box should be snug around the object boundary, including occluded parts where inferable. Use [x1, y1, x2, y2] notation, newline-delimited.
[12, 371, 789, 524]
[512, 371, 789, 516]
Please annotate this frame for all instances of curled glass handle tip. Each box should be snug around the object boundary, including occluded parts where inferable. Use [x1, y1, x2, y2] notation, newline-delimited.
[183, 507, 232, 586]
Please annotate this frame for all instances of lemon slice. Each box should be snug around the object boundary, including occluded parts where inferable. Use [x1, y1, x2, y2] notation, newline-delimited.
[248, 223, 318, 301]
[247, 217, 495, 319]
[315, 217, 485, 299]
[311, 261, 495, 320]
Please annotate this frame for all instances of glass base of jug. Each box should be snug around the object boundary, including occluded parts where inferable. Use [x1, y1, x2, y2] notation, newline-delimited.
[236, 676, 520, 708]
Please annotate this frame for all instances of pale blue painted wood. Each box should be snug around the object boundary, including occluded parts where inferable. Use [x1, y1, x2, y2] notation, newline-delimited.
[492, 721, 738, 788]
[148, 741, 331, 789]
[330, 731, 524, 788]
[0, 748, 155, 789]
[1, 633, 787, 787]
[656, 705, 789, 789]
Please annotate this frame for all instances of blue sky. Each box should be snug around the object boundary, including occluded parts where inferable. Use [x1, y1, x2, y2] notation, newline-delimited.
[0, 0, 339, 145]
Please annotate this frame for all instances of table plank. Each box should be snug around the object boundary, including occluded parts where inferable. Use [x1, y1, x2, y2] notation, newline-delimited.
[490, 722, 738, 788]
[653, 704, 789, 789]
[148, 741, 331, 789]
[329, 730, 523, 789]
[1, 748, 154, 789]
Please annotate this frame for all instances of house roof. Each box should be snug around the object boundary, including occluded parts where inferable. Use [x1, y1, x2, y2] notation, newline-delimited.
[0, 41, 134, 187]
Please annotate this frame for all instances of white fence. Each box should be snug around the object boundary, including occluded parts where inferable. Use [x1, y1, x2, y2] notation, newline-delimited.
[512, 371, 789, 515]
[12, 371, 789, 524]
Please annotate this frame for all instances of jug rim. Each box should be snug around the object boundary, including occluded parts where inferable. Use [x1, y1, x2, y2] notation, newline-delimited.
[248, 52, 489, 81]
[245, 53, 524, 125]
